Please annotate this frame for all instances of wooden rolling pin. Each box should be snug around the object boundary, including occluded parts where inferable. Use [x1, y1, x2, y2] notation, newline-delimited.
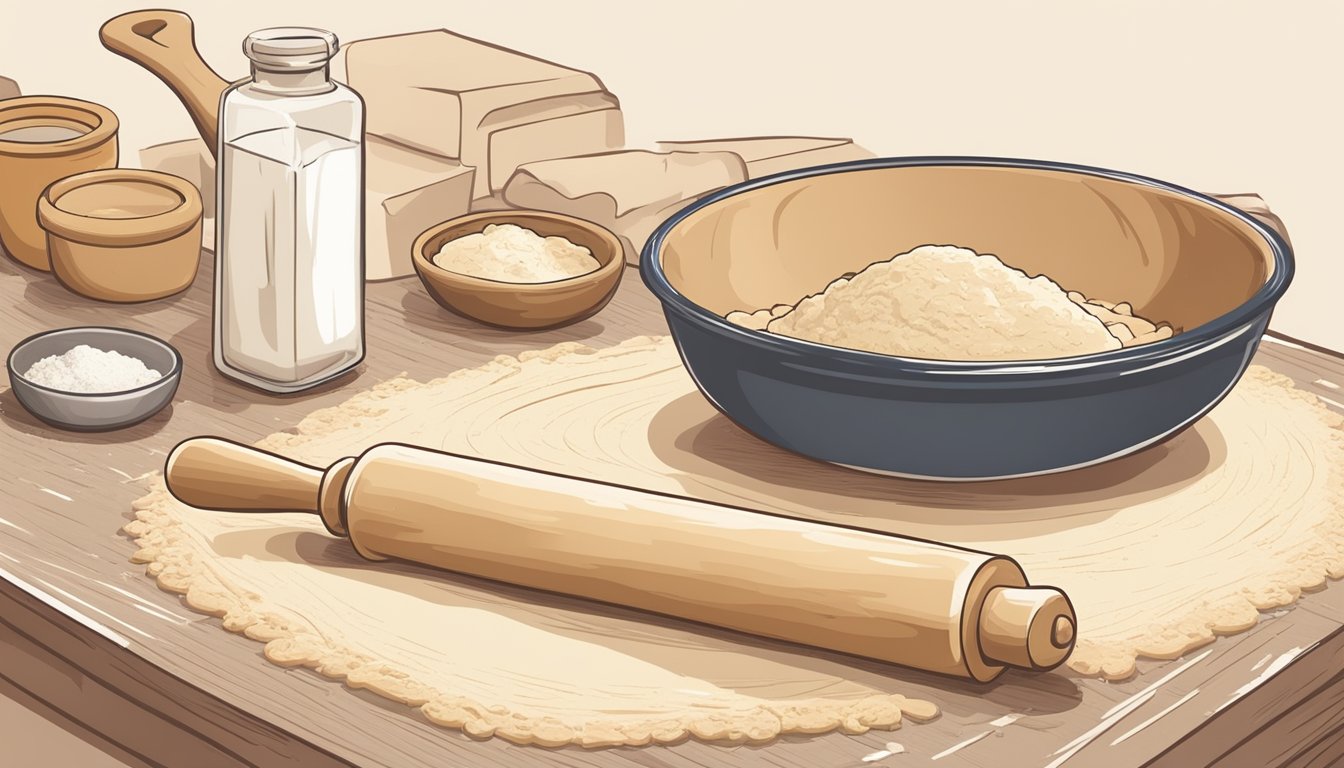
[165, 437, 1076, 682]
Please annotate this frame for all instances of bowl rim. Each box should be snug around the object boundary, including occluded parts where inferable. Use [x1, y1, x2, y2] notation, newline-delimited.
[411, 209, 625, 291]
[0, 96, 119, 159]
[38, 169, 203, 247]
[640, 155, 1295, 378]
[6, 325, 184, 398]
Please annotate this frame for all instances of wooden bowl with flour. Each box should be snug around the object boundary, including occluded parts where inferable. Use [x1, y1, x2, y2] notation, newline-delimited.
[411, 211, 624, 330]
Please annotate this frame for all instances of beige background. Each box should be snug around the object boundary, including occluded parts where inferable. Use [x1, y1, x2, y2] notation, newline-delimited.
[2, 0, 1338, 348]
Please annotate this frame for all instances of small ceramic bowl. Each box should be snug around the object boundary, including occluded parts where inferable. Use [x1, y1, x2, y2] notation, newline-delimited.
[6, 326, 182, 431]
[37, 169, 203, 303]
[411, 210, 624, 330]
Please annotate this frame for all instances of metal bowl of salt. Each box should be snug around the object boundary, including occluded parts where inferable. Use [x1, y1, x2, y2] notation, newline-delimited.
[6, 326, 182, 431]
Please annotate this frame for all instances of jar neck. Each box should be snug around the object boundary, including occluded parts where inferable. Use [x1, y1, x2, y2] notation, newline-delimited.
[250, 65, 335, 96]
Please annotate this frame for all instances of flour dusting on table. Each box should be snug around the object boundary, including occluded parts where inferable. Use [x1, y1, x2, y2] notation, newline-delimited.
[125, 337, 1344, 747]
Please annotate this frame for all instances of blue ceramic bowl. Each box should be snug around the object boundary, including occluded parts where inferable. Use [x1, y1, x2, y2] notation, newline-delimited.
[641, 157, 1293, 480]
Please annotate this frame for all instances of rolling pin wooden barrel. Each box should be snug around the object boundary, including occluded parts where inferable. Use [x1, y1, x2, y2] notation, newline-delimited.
[165, 438, 1076, 682]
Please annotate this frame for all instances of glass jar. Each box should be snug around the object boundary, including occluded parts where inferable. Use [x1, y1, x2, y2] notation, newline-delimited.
[214, 27, 365, 393]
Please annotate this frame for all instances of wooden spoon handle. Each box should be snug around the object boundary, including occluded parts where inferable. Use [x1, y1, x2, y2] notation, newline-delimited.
[165, 438, 325, 513]
[100, 10, 229, 155]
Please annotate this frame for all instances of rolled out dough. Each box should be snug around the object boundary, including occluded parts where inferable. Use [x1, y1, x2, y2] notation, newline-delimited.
[127, 336, 1344, 747]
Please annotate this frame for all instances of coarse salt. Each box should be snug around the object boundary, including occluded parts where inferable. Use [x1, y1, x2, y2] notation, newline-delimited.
[433, 223, 599, 283]
[22, 344, 162, 393]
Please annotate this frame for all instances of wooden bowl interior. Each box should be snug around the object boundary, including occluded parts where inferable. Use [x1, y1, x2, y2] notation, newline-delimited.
[55, 178, 185, 219]
[0, 102, 103, 143]
[659, 165, 1275, 332]
[0, 117, 92, 143]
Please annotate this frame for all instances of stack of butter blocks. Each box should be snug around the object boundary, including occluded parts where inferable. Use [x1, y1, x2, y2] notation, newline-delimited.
[657, 136, 873, 179]
[503, 137, 874, 264]
[503, 150, 748, 264]
[140, 138, 216, 246]
[335, 29, 624, 278]
[138, 28, 880, 276]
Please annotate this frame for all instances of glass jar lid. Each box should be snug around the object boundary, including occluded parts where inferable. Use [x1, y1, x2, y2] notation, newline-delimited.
[243, 27, 338, 70]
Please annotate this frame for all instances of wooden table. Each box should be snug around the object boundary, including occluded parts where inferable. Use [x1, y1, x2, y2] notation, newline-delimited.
[1, 250, 1341, 768]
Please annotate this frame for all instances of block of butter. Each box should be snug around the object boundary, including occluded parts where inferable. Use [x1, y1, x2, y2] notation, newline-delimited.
[503, 150, 747, 264]
[336, 30, 624, 198]
[140, 138, 215, 218]
[364, 136, 474, 280]
[0, 75, 19, 100]
[140, 137, 215, 247]
[657, 136, 874, 179]
[1209, 193, 1293, 250]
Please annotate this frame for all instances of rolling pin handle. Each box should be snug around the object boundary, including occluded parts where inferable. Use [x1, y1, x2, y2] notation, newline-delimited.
[977, 586, 1076, 672]
[99, 9, 230, 155]
[164, 438, 353, 536]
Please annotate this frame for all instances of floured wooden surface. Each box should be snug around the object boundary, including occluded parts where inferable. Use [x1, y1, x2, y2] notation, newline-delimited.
[126, 336, 1344, 747]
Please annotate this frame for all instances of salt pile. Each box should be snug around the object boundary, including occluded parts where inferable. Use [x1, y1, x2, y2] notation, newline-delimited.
[22, 344, 162, 393]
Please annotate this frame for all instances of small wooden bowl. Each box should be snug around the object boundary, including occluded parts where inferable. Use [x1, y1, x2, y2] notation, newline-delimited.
[37, 168, 202, 303]
[411, 211, 624, 330]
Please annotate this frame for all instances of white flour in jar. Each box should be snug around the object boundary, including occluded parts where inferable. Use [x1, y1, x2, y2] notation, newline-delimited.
[22, 345, 162, 393]
[217, 126, 363, 389]
[433, 223, 599, 283]
[727, 245, 1172, 361]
